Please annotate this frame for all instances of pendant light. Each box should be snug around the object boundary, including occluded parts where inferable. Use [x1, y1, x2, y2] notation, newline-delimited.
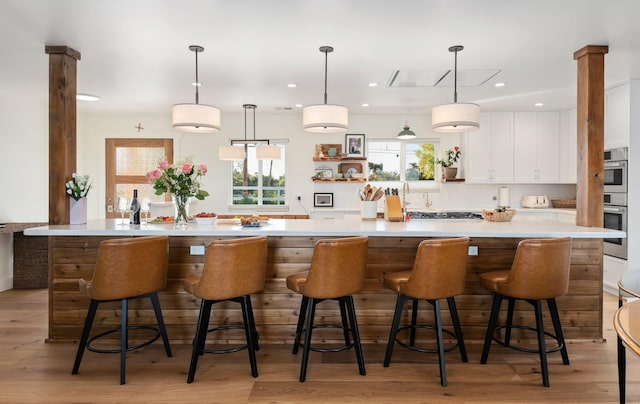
[397, 121, 416, 139]
[431, 45, 480, 133]
[218, 104, 281, 161]
[172, 45, 221, 133]
[302, 46, 348, 133]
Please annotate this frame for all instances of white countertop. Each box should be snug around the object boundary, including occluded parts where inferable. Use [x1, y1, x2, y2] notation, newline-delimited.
[23, 215, 624, 239]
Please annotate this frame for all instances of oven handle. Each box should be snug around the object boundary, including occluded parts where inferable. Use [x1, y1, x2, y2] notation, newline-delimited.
[604, 206, 625, 213]
[604, 161, 626, 168]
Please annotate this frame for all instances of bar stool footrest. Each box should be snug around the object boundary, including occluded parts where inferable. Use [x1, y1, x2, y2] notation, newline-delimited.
[395, 325, 462, 354]
[86, 325, 160, 354]
[492, 325, 564, 354]
[296, 324, 354, 353]
[202, 324, 252, 354]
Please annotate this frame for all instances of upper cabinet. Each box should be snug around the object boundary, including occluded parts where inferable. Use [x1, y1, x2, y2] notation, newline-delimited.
[466, 112, 514, 183]
[559, 108, 577, 183]
[605, 83, 630, 149]
[514, 111, 560, 183]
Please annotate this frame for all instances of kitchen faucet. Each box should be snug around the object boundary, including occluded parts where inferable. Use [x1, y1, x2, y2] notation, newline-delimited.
[402, 182, 410, 221]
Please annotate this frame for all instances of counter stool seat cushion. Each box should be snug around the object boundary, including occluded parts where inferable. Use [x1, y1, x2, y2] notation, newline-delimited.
[382, 271, 411, 292]
[478, 270, 510, 292]
[285, 272, 308, 293]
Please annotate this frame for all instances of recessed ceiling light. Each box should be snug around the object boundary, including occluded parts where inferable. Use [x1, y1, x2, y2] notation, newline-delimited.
[535, 102, 544, 107]
[287, 83, 297, 88]
[295, 104, 303, 108]
[76, 93, 100, 101]
[368, 82, 378, 87]
[362, 103, 369, 107]
[494, 82, 505, 87]
[191, 82, 202, 87]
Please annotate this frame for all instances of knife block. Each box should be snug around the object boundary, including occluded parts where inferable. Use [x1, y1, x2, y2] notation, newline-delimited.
[384, 195, 403, 222]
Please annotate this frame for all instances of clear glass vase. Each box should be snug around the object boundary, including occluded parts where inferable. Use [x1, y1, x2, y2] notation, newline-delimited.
[172, 194, 190, 225]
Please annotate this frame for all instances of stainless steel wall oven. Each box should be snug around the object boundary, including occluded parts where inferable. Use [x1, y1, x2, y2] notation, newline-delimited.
[603, 147, 628, 259]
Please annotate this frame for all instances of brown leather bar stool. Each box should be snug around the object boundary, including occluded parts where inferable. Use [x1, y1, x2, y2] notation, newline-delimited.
[480, 237, 572, 387]
[383, 237, 470, 387]
[183, 235, 267, 383]
[72, 235, 172, 385]
[286, 236, 368, 382]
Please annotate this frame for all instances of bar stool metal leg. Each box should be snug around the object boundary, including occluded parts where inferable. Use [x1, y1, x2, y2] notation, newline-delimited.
[120, 299, 128, 385]
[187, 300, 213, 383]
[245, 296, 260, 352]
[346, 295, 366, 376]
[292, 296, 309, 355]
[504, 298, 515, 346]
[410, 299, 419, 347]
[533, 300, 549, 387]
[481, 294, 503, 364]
[383, 294, 407, 367]
[547, 298, 569, 365]
[447, 297, 468, 362]
[299, 298, 318, 382]
[339, 299, 352, 348]
[150, 292, 172, 358]
[72, 300, 99, 375]
[240, 295, 258, 378]
[433, 299, 447, 386]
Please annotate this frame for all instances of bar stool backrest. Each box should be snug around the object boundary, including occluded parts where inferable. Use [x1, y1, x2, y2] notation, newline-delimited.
[497, 237, 572, 300]
[401, 237, 470, 300]
[192, 235, 268, 301]
[87, 235, 169, 300]
[300, 236, 369, 299]
[619, 270, 640, 300]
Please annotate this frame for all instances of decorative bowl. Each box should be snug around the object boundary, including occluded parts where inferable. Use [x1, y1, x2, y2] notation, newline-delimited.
[195, 217, 215, 225]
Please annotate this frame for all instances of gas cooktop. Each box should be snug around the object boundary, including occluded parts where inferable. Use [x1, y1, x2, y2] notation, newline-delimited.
[407, 211, 483, 220]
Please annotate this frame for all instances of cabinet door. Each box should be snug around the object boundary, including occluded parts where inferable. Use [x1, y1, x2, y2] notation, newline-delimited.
[466, 113, 493, 182]
[559, 108, 577, 183]
[536, 112, 560, 183]
[491, 112, 514, 183]
[605, 84, 630, 149]
[513, 112, 538, 182]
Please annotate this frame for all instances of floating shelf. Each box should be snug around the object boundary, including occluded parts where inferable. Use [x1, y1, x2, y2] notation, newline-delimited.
[313, 156, 367, 161]
[312, 178, 367, 182]
[441, 178, 465, 182]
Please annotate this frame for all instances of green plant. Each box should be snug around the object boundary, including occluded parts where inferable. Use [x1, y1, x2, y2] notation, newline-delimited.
[434, 146, 461, 167]
[65, 173, 92, 201]
[146, 160, 209, 200]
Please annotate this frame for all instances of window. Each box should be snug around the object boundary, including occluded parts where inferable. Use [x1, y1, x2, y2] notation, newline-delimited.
[367, 140, 436, 181]
[231, 144, 286, 206]
[105, 138, 173, 218]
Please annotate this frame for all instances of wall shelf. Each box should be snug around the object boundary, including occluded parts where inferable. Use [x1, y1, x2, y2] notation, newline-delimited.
[441, 178, 466, 182]
[312, 178, 367, 182]
[313, 156, 367, 161]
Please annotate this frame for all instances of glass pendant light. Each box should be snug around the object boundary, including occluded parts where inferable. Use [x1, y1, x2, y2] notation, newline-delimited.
[172, 45, 221, 133]
[432, 45, 480, 133]
[302, 46, 348, 133]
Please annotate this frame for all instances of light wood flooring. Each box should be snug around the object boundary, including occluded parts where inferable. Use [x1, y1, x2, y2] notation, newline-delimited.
[0, 289, 638, 403]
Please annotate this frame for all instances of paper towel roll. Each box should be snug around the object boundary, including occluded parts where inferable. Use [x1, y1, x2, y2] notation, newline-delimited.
[499, 187, 510, 207]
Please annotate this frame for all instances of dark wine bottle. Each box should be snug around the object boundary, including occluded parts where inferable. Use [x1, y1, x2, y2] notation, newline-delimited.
[130, 189, 141, 225]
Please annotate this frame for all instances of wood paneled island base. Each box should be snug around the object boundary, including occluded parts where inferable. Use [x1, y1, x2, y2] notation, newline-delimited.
[48, 235, 603, 344]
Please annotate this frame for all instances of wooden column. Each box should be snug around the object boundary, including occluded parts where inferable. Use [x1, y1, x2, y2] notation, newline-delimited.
[45, 46, 81, 225]
[573, 45, 608, 227]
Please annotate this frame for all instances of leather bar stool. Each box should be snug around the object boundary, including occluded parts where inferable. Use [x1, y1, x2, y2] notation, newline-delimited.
[286, 236, 368, 382]
[383, 237, 470, 387]
[183, 235, 267, 383]
[617, 269, 640, 404]
[72, 235, 172, 384]
[480, 237, 572, 387]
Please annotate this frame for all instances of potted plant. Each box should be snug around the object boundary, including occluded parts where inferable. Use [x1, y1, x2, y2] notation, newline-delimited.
[435, 146, 461, 179]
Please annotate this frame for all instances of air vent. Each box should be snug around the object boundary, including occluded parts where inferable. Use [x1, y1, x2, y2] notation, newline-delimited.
[274, 106, 294, 111]
[388, 69, 501, 87]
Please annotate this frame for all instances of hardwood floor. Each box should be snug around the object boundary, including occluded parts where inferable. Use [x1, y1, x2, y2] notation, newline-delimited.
[0, 289, 637, 403]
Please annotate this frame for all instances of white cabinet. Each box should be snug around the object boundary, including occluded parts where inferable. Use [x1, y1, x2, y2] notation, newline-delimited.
[514, 112, 560, 183]
[559, 108, 577, 183]
[605, 83, 630, 149]
[466, 112, 514, 183]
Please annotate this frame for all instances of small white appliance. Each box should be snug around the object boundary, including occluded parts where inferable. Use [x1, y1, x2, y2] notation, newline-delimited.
[521, 195, 549, 208]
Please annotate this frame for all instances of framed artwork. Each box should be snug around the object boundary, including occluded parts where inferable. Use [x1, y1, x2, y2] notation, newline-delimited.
[314, 168, 333, 179]
[314, 193, 334, 207]
[345, 134, 365, 157]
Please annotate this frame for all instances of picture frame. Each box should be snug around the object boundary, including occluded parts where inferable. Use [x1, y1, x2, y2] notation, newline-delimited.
[345, 134, 365, 157]
[314, 168, 333, 179]
[314, 193, 334, 207]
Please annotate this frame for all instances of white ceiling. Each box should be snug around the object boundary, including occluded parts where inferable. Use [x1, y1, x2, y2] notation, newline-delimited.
[3, 0, 640, 116]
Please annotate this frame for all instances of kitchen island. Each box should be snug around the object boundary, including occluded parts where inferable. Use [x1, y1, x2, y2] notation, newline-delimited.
[25, 216, 623, 344]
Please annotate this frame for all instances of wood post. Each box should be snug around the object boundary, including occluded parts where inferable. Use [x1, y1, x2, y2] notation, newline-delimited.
[45, 46, 81, 225]
[573, 45, 608, 227]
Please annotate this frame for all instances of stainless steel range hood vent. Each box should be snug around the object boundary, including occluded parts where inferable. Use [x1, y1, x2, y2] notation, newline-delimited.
[387, 69, 501, 88]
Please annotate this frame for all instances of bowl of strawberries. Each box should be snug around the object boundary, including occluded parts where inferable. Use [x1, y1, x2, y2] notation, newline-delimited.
[194, 212, 217, 225]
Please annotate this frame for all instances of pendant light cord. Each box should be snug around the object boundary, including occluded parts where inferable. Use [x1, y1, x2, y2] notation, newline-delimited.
[453, 48, 458, 103]
[323, 49, 328, 105]
[194, 49, 200, 104]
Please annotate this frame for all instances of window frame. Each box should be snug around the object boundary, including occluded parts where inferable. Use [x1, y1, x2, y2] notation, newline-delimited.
[366, 138, 439, 183]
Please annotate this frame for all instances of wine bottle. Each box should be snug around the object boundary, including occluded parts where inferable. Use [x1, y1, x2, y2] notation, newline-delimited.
[129, 189, 141, 225]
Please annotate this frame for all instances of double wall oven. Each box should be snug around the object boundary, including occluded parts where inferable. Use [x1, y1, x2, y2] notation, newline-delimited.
[603, 147, 628, 259]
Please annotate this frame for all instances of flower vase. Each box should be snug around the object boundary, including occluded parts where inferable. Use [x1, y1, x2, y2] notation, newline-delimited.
[69, 198, 87, 225]
[444, 167, 458, 179]
[172, 194, 190, 225]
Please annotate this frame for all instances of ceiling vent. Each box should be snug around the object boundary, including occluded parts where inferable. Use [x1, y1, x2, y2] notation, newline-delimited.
[387, 69, 501, 88]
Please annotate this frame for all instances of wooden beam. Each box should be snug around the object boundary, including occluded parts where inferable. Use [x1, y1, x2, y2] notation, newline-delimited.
[45, 46, 81, 225]
[573, 45, 608, 227]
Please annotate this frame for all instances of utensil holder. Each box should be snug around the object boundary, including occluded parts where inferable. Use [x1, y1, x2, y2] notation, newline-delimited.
[361, 201, 378, 220]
